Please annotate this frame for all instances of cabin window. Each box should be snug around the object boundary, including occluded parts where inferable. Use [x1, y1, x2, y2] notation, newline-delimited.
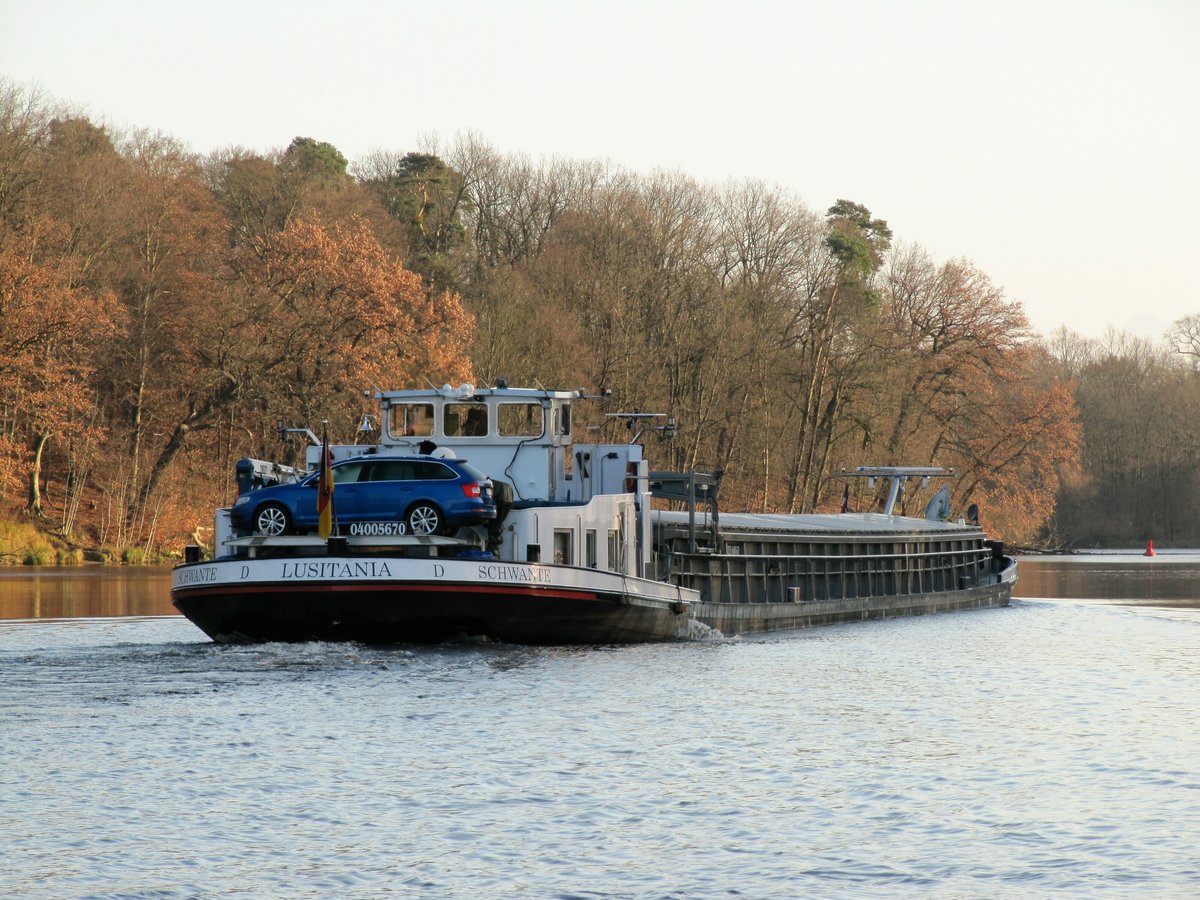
[559, 402, 572, 437]
[585, 530, 597, 568]
[445, 402, 489, 437]
[607, 529, 620, 573]
[498, 402, 543, 437]
[390, 403, 434, 438]
[553, 530, 574, 565]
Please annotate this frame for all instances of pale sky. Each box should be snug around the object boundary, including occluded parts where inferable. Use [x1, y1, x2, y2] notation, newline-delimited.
[2, 0, 1197, 340]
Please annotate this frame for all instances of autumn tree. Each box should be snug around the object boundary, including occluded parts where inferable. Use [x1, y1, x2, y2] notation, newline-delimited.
[1045, 324, 1094, 379]
[205, 149, 296, 246]
[1167, 313, 1200, 371]
[86, 132, 226, 540]
[0, 95, 1103, 550]
[0, 81, 57, 224]
[854, 245, 1081, 539]
[782, 200, 891, 510]
[940, 345, 1080, 541]
[1051, 329, 1200, 545]
[574, 170, 730, 474]
[430, 141, 1080, 538]
[448, 139, 596, 385]
[356, 149, 468, 290]
[133, 214, 475, 515]
[711, 180, 829, 509]
[0, 84, 123, 531]
[207, 136, 395, 254]
[0, 222, 120, 518]
[875, 247, 1029, 458]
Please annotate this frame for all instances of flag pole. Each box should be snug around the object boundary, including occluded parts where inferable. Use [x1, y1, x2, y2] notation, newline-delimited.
[317, 419, 334, 540]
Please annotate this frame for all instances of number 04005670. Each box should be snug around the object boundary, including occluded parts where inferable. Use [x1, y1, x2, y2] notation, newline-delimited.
[347, 522, 407, 536]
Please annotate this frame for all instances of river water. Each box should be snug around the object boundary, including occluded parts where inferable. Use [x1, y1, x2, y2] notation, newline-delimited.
[1, 554, 1198, 898]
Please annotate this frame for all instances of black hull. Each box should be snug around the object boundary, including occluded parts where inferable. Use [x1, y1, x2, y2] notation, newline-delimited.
[173, 578, 1013, 646]
[172, 582, 689, 645]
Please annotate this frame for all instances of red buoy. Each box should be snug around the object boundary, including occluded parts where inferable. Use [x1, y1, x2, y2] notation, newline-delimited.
[1144, 540, 1156, 557]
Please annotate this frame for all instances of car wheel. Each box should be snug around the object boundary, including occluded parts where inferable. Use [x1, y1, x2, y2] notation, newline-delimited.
[254, 502, 291, 536]
[406, 503, 443, 536]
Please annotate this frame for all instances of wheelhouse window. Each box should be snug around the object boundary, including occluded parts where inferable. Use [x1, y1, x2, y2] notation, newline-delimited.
[497, 402, 544, 437]
[551, 402, 571, 438]
[553, 530, 574, 566]
[445, 402, 489, 437]
[607, 529, 620, 573]
[390, 403, 434, 438]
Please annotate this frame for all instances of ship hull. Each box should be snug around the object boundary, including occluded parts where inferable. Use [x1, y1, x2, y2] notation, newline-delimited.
[172, 555, 1014, 645]
[171, 556, 694, 645]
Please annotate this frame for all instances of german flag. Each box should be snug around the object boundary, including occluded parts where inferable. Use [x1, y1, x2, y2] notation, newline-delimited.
[317, 422, 335, 539]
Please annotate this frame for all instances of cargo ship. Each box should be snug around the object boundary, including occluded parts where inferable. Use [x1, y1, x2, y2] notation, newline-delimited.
[171, 382, 1015, 644]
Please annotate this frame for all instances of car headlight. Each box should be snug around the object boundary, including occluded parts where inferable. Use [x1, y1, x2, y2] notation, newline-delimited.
[233, 495, 250, 507]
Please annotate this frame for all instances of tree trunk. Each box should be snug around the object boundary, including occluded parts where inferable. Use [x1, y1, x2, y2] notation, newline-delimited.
[807, 388, 840, 509]
[27, 431, 49, 517]
[126, 345, 148, 529]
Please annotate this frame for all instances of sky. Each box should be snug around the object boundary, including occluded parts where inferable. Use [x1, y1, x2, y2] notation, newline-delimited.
[2, 0, 1197, 340]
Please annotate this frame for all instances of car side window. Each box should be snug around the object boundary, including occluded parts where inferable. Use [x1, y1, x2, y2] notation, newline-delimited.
[369, 461, 414, 481]
[331, 461, 366, 484]
[414, 462, 456, 480]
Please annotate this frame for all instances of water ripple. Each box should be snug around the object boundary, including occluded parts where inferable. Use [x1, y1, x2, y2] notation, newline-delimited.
[2, 606, 1199, 896]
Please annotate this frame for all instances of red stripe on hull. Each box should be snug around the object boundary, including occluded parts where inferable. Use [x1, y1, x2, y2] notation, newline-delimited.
[174, 581, 601, 602]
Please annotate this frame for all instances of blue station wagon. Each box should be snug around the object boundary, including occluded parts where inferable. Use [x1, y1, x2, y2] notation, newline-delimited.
[230, 455, 497, 537]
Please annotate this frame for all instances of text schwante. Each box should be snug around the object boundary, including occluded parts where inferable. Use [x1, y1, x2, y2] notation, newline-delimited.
[477, 564, 552, 584]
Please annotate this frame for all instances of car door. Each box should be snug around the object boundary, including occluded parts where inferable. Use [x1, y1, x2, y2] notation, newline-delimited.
[357, 459, 415, 524]
[324, 460, 369, 527]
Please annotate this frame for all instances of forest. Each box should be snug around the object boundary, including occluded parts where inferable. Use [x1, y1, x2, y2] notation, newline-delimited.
[1, 79, 1197, 561]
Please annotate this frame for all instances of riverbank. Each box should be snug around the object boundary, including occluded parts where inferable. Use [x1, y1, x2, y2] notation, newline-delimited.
[0, 521, 177, 567]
